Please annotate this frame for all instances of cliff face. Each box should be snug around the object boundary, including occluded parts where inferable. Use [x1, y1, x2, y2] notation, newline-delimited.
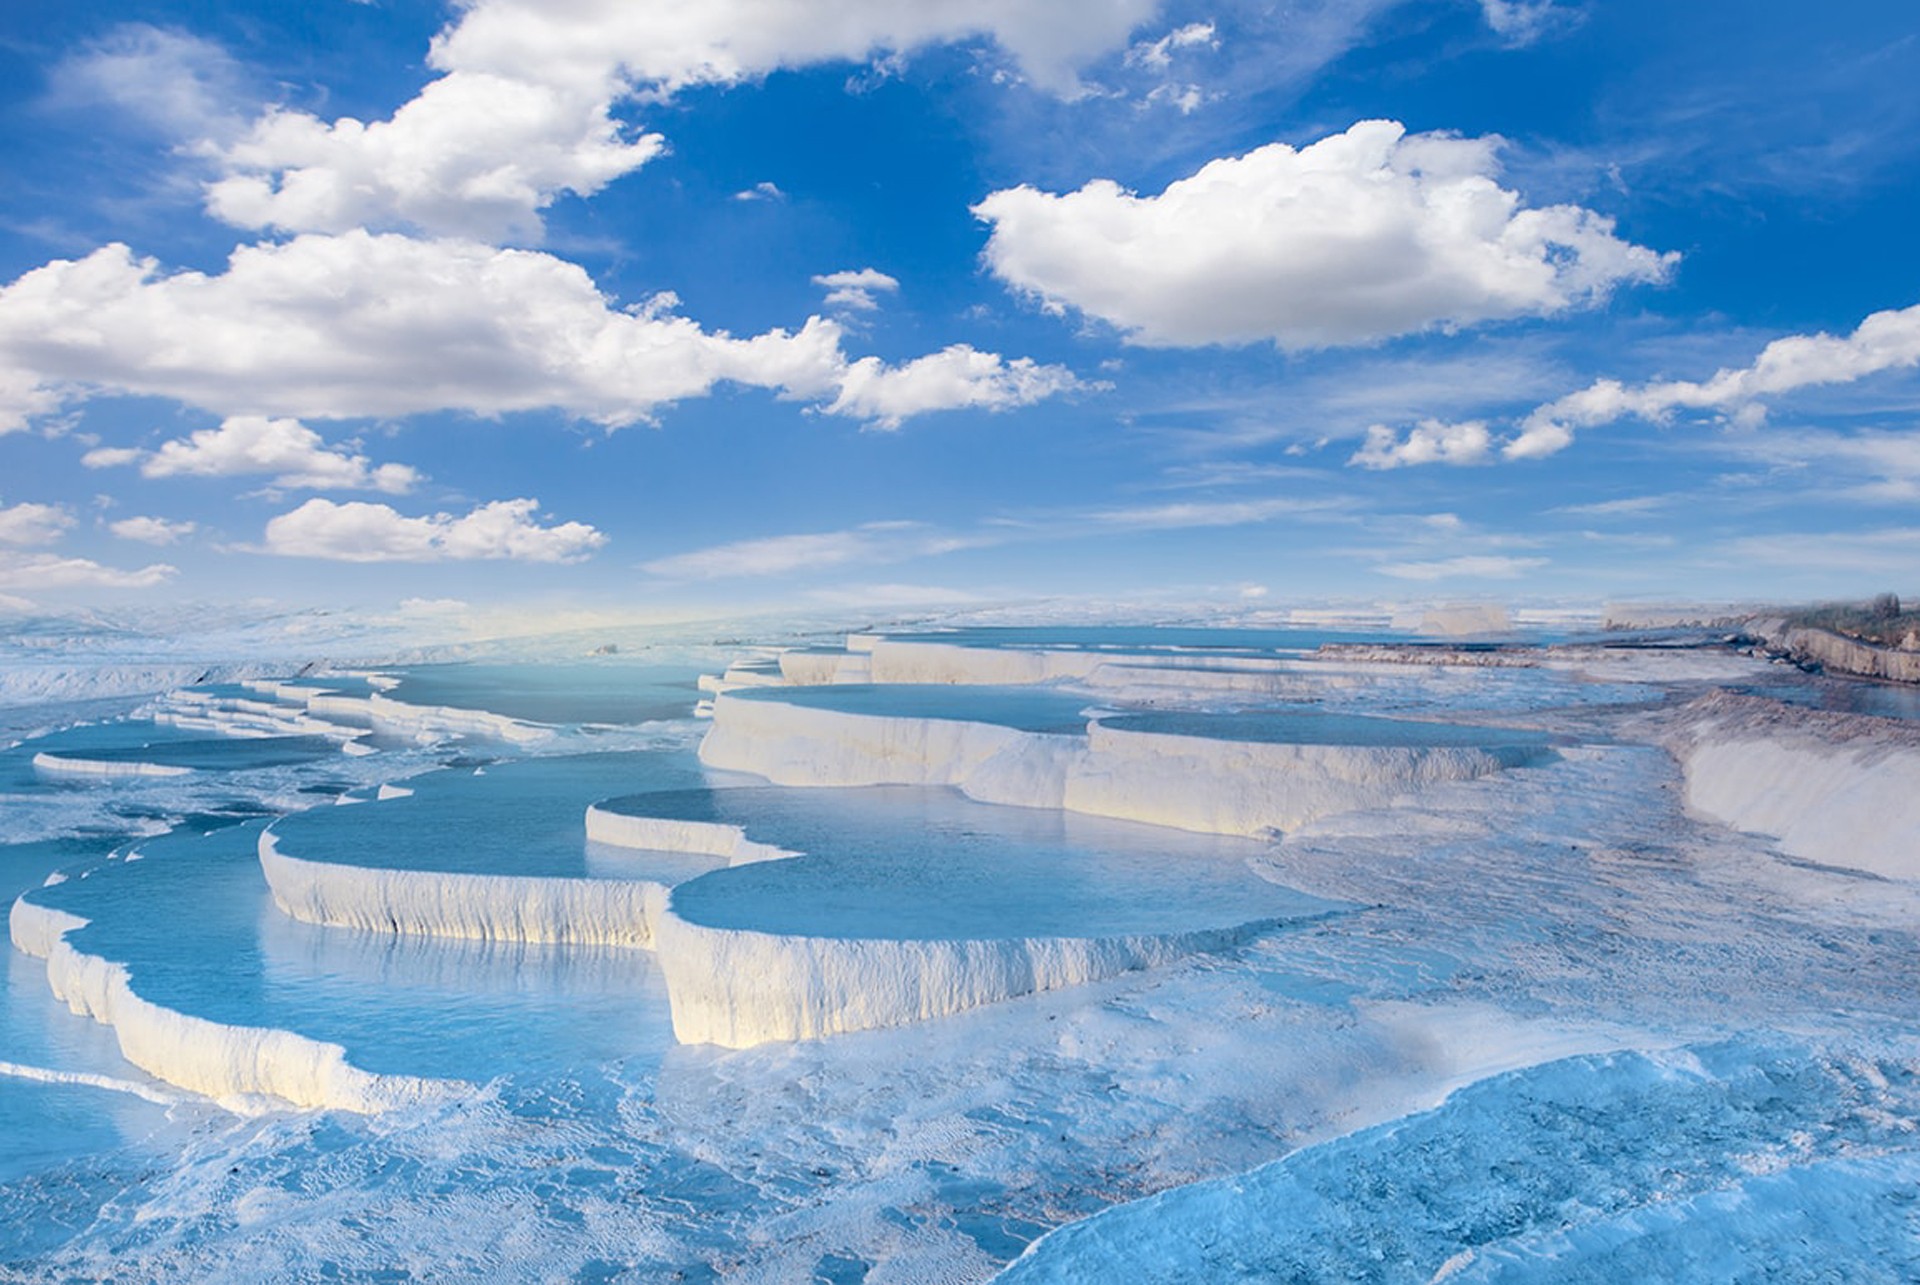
[1781, 627, 1920, 684]
[1663, 690, 1920, 882]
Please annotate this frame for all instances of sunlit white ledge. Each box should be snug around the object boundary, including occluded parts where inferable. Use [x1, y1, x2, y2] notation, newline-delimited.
[8, 891, 459, 1115]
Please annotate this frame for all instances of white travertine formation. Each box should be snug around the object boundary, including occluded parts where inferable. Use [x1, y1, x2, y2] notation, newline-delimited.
[31, 751, 193, 778]
[778, 650, 873, 685]
[865, 638, 1103, 686]
[245, 680, 552, 744]
[260, 833, 667, 947]
[697, 690, 1068, 792]
[262, 797, 1297, 1053]
[8, 893, 457, 1113]
[1670, 693, 1920, 881]
[582, 806, 797, 865]
[698, 691, 1545, 837]
[1065, 722, 1546, 837]
[651, 911, 1284, 1048]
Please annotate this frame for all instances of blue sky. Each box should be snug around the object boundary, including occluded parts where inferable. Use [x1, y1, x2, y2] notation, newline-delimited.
[1, 0, 1917, 621]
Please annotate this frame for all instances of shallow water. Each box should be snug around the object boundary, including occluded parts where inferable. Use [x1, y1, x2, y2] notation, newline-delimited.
[728, 683, 1103, 733]
[613, 784, 1339, 939]
[381, 660, 705, 726]
[268, 749, 708, 879]
[4, 634, 1917, 1280]
[1097, 708, 1556, 748]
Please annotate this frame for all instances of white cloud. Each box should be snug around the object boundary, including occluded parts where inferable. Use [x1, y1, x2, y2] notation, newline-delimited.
[641, 489, 1346, 582]
[1088, 495, 1336, 530]
[1511, 301, 1920, 459]
[642, 521, 972, 579]
[1349, 419, 1493, 469]
[0, 553, 176, 590]
[108, 515, 198, 545]
[47, 24, 247, 140]
[1126, 21, 1217, 70]
[1713, 527, 1920, 575]
[203, 0, 1157, 238]
[1479, 1, 1575, 46]
[207, 73, 663, 241]
[0, 501, 75, 547]
[1550, 494, 1670, 517]
[812, 268, 900, 312]
[1143, 83, 1207, 114]
[1375, 554, 1547, 581]
[733, 181, 786, 202]
[824, 344, 1082, 429]
[974, 119, 1675, 349]
[0, 368, 60, 435]
[262, 497, 605, 563]
[84, 416, 418, 493]
[433, 0, 1157, 97]
[0, 233, 1073, 430]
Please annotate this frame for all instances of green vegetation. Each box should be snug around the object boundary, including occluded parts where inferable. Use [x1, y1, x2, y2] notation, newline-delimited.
[1787, 594, 1920, 648]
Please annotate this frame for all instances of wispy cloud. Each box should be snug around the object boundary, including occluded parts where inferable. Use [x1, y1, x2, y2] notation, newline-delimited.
[1374, 554, 1549, 581]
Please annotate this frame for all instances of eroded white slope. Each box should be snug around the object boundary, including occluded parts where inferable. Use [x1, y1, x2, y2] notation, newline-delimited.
[8, 892, 457, 1114]
[699, 692, 1547, 838]
[582, 807, 796, 865]
[1668, 692, 1920, 880]
[653, 913, 1286, 1048]
[260, 832, 667, 948]
[1065, 722, 1546, 837]
[698, 690, 1071, 795]
[30, 751, 193, 779]
[244, 681, 553, 744]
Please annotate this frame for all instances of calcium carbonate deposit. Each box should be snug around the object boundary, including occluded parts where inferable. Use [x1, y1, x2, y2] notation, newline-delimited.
[3, 623, 1918, 1280]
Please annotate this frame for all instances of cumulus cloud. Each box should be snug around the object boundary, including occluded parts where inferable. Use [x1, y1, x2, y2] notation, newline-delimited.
[0, 501, 75, 547]
[974, 119, 1675, 349]
[1510, 300, 1920, 459]
[642, 521, 973, 579]
[203, 0, 1156, 238]
[812, 268, 900, 312]
[0, 233, 1073, 430]
[0, 553, 176, 590]
[108, 515, 198, 545]
[1375, 554, 1547, 580]
[84, 416, 419, 493]
[1350, 419, 1494, 469]
[824, 344, 1082, 429]
[432, 0, 1156, 97]
[207, 73, 663, 241]
[262, 497, 606, 563]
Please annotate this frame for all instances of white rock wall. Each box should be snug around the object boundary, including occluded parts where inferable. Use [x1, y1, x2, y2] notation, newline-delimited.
[582, 807, 798, 865]
[700, 693, 1545, 837]
[652, 910, 1277, 1048]
[32, 751, 193, 779]
[260, 833, 667, 947]
[8, 893, 457, 1113]
[1065, 723, 1545, 837]
[1681, 737, 1920, 881]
